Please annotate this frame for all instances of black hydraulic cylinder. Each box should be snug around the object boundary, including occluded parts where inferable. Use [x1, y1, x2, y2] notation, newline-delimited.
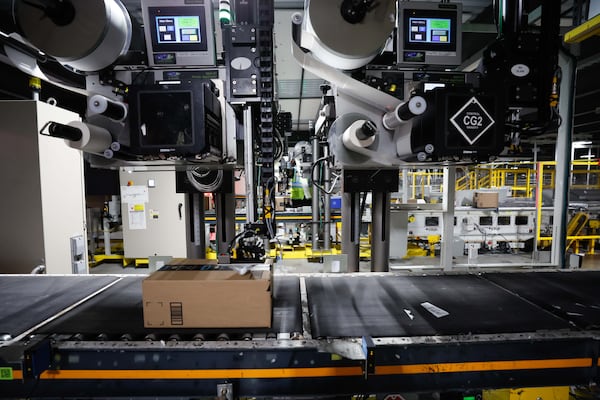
[47, 122, 82, 141]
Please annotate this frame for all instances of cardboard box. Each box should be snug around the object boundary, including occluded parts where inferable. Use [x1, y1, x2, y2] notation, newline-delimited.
[142, 261, 272, 328]
[275, 196, 287, 211]
[473, 191, 499, 208]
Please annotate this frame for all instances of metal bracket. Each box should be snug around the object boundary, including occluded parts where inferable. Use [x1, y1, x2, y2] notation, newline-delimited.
[362, 336, 375, 378]
[217, 382, 233, 400]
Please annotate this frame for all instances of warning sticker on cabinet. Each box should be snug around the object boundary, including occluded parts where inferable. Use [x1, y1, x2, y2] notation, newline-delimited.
[128, 204, 146, 230]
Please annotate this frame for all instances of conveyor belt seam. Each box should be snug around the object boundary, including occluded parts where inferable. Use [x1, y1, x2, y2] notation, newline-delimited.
[476, 273, 579, 330]
[299, 277, 312, 339]
[0, 277, 124, 348]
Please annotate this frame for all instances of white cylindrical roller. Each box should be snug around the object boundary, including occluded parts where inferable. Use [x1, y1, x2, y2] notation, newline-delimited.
[342, 120, 376, 154]
[303, 0, 395, 70]
[15, 0, 132, 72]
[65, 121, 113, 153]
[382, 96, 427, 130]
[88, 94, 128, 121]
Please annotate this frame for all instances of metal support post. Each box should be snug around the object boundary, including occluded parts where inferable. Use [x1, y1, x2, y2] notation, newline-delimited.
[102, 219, 111, 256]
[311, 135, 320, 250]
[441, 166, 456, 270]
[532, 141, 540, 261]
[243, 106, 257, 223]
[215, 171, 237, 259]
[342, 191, 361, 272]
[371, 191, 390, 272]
[552, 50, 576, 268]
[197, 193, 205, 257]
[187, 192, 205, 259]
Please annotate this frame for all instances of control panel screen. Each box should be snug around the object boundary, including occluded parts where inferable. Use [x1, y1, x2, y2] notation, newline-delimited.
[397, 2, 461, 66]
[408, 17, 452, 44]
[155, 15, 202, 45]
[142, 1, 216, 68]
[148, 6, 207, 52]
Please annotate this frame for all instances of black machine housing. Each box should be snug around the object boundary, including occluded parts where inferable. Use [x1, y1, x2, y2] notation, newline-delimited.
[128, 79, 222, 157]
[411, 85, 505, 161]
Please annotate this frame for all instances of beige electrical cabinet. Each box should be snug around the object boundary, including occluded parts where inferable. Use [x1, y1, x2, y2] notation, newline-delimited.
[120, 169, 201, 260]
[0, 101, 87, 274]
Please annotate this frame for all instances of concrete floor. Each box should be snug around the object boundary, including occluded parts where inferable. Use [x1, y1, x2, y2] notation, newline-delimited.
[88, 250, 593, 275]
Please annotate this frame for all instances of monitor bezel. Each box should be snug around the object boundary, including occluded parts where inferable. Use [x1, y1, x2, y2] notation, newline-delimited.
[403, 9, 458, 53]
[148, 6, 208, 53]
[397, 2, 462, 67]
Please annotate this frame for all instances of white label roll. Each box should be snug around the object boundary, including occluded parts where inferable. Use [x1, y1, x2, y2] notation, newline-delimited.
[65, 121, 113, 154]
[88, 94, 128, 121]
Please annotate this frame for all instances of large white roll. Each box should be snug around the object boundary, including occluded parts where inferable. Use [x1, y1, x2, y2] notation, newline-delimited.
[342, 120, 376, 151]
[15, 0, 132, 71]
[303, 0, 395, 70]
[65, 121, 113, 153]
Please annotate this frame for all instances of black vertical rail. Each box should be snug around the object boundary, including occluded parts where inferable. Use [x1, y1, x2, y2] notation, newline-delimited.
[258, 0, 275, 236]
[538, 0, 561, 124]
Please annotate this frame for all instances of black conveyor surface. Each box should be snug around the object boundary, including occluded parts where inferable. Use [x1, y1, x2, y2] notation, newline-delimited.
[306, 275, 573, 338]
[39, 276, 302, 337]
[484, 271, 600, 329]
[0, 275, 118, 338]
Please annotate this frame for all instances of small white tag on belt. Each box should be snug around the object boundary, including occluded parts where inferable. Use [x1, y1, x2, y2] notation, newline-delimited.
[420, 302, 449, 318]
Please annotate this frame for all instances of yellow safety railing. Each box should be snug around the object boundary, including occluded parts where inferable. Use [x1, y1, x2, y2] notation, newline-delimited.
[535, 160, 600, 254]
[457, 161, 600, 198]
[455, 172, 472, 191]
[403, 170, 444, 199]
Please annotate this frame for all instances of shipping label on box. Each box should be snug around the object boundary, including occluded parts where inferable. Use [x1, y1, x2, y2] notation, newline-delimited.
[142, 262, 272, 328]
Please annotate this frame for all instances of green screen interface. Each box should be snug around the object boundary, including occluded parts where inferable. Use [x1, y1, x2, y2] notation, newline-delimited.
[408, 17, 451, 43]
[156, 15, 202, 44]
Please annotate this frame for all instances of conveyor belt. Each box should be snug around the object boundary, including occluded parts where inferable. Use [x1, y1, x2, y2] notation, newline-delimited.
[484, 271, 600, 329]
[39, 276, 302, 337]
[2, 271, 600, 398]
[306, 275, 573, 337]
[0, 275, 118, 339]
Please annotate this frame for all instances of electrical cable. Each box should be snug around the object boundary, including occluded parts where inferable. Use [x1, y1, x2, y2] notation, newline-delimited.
[273, 128, 284, 161]
[265, 177, 276, 239]
[473, 223, 488, 249]
[186, 168, 223, 192]
[227, 229, 253, 256]
[310, 155, 340, 194]
[129, 67, 153, 87]
[296, 68, 305, 132]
